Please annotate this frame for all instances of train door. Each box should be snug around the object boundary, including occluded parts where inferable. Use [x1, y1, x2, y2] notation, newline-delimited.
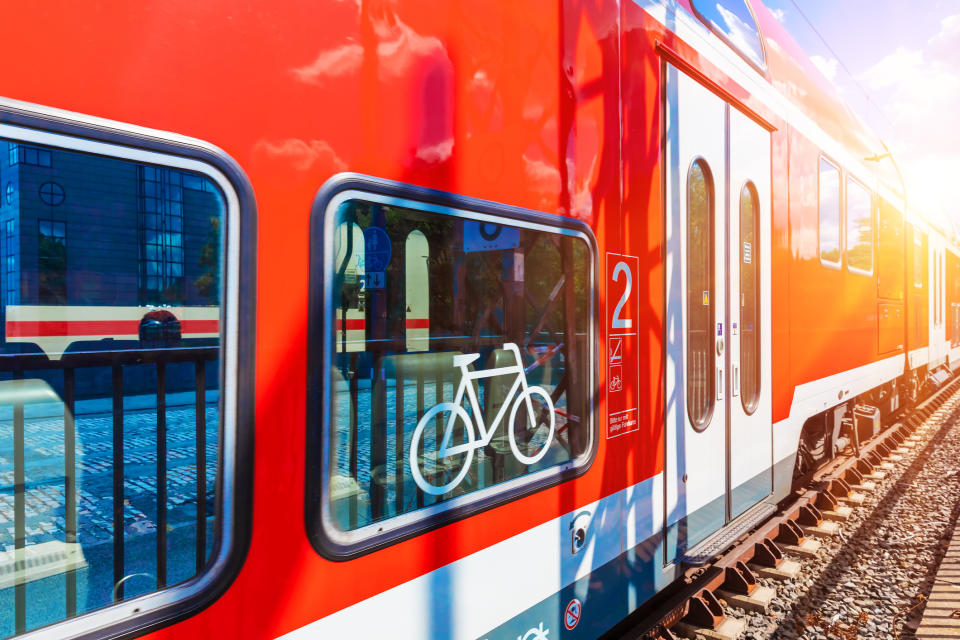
[726, 108, 772, 519]
[663, 65, 772, 562]
[930, 240, 947, 366]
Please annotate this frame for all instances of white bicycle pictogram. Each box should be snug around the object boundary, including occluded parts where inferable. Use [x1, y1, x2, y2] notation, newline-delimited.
[409, 342, 556, 495]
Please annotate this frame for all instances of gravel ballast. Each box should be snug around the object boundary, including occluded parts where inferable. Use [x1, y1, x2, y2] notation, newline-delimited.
[715, 389, 960, 640]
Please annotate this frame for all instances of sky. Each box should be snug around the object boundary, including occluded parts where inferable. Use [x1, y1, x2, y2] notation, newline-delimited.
[761, 0, 960, 236]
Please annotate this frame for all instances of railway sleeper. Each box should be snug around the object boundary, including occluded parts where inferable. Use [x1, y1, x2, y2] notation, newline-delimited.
[717, 562, 776, 614]
[748, 538, 802, 581]
[774, 518, 821, 557]
[674, 588, 745, 640]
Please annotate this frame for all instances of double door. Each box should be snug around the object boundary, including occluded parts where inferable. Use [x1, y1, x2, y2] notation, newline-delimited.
[663, 65, 772, 562]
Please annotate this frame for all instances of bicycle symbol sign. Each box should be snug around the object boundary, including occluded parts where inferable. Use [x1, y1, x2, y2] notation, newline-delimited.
[409, 343, 556, 496]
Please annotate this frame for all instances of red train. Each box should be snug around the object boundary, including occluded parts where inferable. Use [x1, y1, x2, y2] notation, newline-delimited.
[1, 1, 957, 639]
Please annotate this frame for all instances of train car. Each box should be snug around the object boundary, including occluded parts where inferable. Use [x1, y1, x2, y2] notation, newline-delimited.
[0, 1, 957, 639]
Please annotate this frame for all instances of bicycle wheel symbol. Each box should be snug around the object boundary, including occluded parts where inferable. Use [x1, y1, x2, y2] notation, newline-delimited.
[507, 386, 556, 465]
[408, 403, 476, 496]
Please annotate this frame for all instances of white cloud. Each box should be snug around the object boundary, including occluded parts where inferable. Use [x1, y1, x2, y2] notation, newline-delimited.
[291, 43, 363, 84]
[856, 14, 960, 230]
[253, 138, 347, 173]
[770, 8, 786, 23]
[810, 54, 839, 82]
[291, 13, 446, 85]
[415, 138, 454, 164]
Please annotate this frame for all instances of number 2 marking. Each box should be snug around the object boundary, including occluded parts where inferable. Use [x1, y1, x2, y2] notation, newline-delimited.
[612, 261, 633, 329]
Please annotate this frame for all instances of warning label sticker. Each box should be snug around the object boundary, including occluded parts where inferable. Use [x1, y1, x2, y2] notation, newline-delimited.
[606, 253, 640, 439]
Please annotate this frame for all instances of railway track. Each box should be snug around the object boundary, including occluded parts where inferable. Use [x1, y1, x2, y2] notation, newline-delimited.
[609, 376, 960, 640]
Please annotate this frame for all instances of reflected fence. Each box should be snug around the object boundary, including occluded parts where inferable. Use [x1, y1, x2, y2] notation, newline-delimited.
[0, 347, 218, 637]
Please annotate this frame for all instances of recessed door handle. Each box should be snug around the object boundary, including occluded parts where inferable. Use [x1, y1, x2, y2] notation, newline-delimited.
[717, 368, 723, 400]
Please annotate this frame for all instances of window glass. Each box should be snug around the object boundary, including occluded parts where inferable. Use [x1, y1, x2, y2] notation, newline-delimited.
[739, 182, 760, 414]
[687, 159, 714, 428]
[914, 232, 925, 288]
[846, 178, 873, 273]
[323, 197, 592, 540]
[877, 201, 904, 300]
[0, 137, 226, 637]
[819, 158, 841, 265]
[690, 0, 765, 68]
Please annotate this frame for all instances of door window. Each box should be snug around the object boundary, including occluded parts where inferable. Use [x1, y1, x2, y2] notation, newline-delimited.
[739, 182, 760, 414]
[686, 159, 715, 429]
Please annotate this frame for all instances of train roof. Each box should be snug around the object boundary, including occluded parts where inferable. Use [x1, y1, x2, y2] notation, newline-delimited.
[729, 1, 906, 205]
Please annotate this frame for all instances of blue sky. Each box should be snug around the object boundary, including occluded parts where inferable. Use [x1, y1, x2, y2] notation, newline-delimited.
[762, 0, 960, 234]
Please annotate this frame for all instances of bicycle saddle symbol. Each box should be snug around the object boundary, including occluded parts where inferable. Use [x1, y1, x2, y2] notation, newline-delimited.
[409, 343, 557, 496]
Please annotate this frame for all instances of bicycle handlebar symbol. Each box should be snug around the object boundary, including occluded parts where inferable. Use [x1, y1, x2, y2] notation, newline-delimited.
[409, 343, 556, 496]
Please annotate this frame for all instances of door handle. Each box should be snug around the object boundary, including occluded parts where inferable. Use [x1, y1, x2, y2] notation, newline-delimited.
[733, 365, 739, 397]
[717, 368, 723, 400]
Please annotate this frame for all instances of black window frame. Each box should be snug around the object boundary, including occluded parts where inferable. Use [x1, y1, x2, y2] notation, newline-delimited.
[0, 102, 256, 640]
[305, 174, 598, 560]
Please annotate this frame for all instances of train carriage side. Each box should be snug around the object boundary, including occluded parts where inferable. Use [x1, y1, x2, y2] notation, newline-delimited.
[0, 1, 951, 640]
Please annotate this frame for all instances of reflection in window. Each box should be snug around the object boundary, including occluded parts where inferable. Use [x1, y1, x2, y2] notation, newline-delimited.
[687, 159, 714, 428]
[38, 182, 65, 207]
[0, 137, 226, 637]
[739, 182, 760, 414]
[138, 167, 185, 304]
[846, 178, 872, 273]
[38, 219, 66, 304]
[8, 143, 52, 168]
[819, 158, 841, 265]
[4, 220, 16, 306]
[325, 199, 591, 538]
[691, 0, 765, 67]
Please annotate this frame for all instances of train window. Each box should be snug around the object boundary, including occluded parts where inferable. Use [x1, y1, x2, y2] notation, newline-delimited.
[877, 201, 904, 300]
[0, 120, 249, 639]
[686, 159, 714, 429]
[309, 183, 594, 556]
[818, 158, 841, 266]
[739, 182, 760, 414]
[914, 232, 925, 288]
[845, 178, 873, 274]
[690, 0, 765, 69]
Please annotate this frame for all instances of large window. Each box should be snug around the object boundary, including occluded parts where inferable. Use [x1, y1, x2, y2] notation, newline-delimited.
[4, 221, 16, 306]
[0, 123, 245, 639]
[914, 232, 926, 288]
[686, 159, 714, 428]
[846, 178, 873, 273]
[690, 0, 765, 68]
[309, 187, 594, 556]
[8, 143, 52, 168]
[819, 158, 841, 266]
[739, 182, 760, 414]
[138, 167, 185, 304]
[37, 219, 66, 304]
